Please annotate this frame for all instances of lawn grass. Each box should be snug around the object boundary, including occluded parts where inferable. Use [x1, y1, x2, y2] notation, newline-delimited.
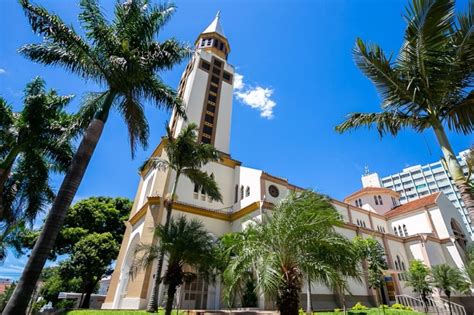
[66, 308, 419, 315]
[315, 309, 419, 315]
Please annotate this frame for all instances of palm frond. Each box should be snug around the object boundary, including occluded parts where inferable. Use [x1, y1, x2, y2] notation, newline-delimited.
[442, 91, 474, 134]
[353, 38, 414, 109]
[79, 0, 117, 52]
[182, 168, 222, 202]
[116, 94, 149, 158]
[335, 111, 430, 136]
[19, 0, 106, 81]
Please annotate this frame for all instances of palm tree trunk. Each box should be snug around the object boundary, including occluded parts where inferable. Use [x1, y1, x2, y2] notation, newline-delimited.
[306, 276, 312, 314]
[432, 124, 474, 221]
[278, 282, 300, 315]
[0, 161, 15, 220]
[3, 94, 116, 315]
[446, 292, 452, 315]
[0, 168, 9, 220]
[165, 283, 178, 315]
[147, 173, 180, 312]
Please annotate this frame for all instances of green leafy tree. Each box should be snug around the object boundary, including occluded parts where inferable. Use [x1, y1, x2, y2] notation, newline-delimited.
[0, 77, 74, 223]
[432, 264, 463, 315]
[221, 191, 359, 315]
[406, 260, 432, 312]
[35, 266, 82, 308]
[5, 0, 189, 312]
[354, 237, 388, 307]
[140, 122, 222, 311]
[62, 232, 119, 308]
[335, 0, 474, 220]
[22, 197, 132, 258]
[132, 216, 217, 315]
[21, 197, 131, 308]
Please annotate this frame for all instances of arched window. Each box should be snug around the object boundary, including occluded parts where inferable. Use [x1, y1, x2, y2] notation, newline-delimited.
[401, 261, 406, 271]
[378, 195, 383, 205]
[246, 186, 250, 197]
[398, 226, 403, 236]
[394, 260, 399, 270]
[363, 221, 366, 228]
[240, 185, 244, 200]
[355, 200, 359, 207]
[234, 185, 238, 203]
[194, 184, 199, 194]
[451, 219, 468, 250]
[402, 224, 408, 236]
[374, 195, 379, 205]
[393, 226, 398, 236]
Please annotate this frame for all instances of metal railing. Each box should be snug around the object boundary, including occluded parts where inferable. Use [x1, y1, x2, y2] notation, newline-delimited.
[395, 295, 426, 313]
[395, 294, 467, 315]
[425, 296, 466, 315]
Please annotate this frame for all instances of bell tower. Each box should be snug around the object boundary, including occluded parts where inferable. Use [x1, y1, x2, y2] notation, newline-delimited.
[169, 12, 234, 154]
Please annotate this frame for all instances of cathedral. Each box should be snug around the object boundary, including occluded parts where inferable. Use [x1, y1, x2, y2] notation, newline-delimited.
[103, 14, 472, 311]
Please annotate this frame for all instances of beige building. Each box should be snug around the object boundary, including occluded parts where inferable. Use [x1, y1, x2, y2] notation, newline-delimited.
[103, 13, 472, 311]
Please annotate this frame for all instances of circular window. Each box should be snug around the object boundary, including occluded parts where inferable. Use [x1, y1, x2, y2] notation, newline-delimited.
[268, 185, 279, 198]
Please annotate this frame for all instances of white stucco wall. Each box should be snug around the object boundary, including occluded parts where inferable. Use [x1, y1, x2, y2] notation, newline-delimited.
[389, 211, 431, 237]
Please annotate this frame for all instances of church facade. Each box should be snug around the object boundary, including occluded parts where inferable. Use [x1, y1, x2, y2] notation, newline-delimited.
[103, 14, 472, 311]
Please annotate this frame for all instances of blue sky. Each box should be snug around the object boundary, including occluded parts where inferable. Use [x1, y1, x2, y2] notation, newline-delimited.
[0, 0, 472, 279]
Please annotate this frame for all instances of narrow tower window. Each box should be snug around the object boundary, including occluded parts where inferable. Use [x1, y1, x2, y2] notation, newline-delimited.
[234, 185, 238, 203]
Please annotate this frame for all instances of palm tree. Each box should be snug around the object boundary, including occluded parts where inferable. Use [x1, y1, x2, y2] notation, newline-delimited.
[221, 190, 360, 315]
[432, 264, 463, 315]
[4, 1, 189, 313]
[335, 0, 474, 220]
[353, 237, 388, 307]
[406, 260, 432, 312]
[132, 216, 216, 315]
[140, 122, 222, 311]
[0, 78, 74, 223]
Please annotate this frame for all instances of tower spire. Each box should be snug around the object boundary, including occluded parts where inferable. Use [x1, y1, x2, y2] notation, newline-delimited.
[202, 11, 225, 37]
[195, 11, 230, 60]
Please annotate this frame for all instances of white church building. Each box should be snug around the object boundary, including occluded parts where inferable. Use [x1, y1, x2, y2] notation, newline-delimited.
[103, 14, 472, 312]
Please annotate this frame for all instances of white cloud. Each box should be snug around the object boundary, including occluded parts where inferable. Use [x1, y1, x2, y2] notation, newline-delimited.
[233, 73, 244, 90]
[233, 72, 276, 119]
[0, 68, 6, 74]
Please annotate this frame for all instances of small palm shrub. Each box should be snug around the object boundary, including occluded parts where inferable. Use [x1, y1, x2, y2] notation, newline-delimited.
[391, 303, 405, 310]
[351, 302, 368, 310]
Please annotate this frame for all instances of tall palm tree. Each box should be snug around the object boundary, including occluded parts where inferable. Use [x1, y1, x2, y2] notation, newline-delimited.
[335, 0, 474, 220]
[4, 1, 189, 313]
[132, 216, 216, 315]
[354, 237, 388, 308]
[0, 78, 74, 223]
[431, 264, 463, 315]
[221, 191, 360, 315]
[140, 122, 222, 311]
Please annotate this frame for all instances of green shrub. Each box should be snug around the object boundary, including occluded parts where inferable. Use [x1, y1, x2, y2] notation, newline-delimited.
[404, 306, 414, 311]
[351, 302, 368, 310]
[391, 303, 406, 310]
[299, 307, 305, 315]
[334, 308, 342, 313]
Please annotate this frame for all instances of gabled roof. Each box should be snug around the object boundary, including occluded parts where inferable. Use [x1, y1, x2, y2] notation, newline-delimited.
[384, 192, 441, 219]
[202, 11, 225, 37]
[344, 186, 400, 202]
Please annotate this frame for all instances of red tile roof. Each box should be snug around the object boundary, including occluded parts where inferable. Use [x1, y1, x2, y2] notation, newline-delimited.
[384, 192, 441, 219]
[344, 186, 400, 202]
